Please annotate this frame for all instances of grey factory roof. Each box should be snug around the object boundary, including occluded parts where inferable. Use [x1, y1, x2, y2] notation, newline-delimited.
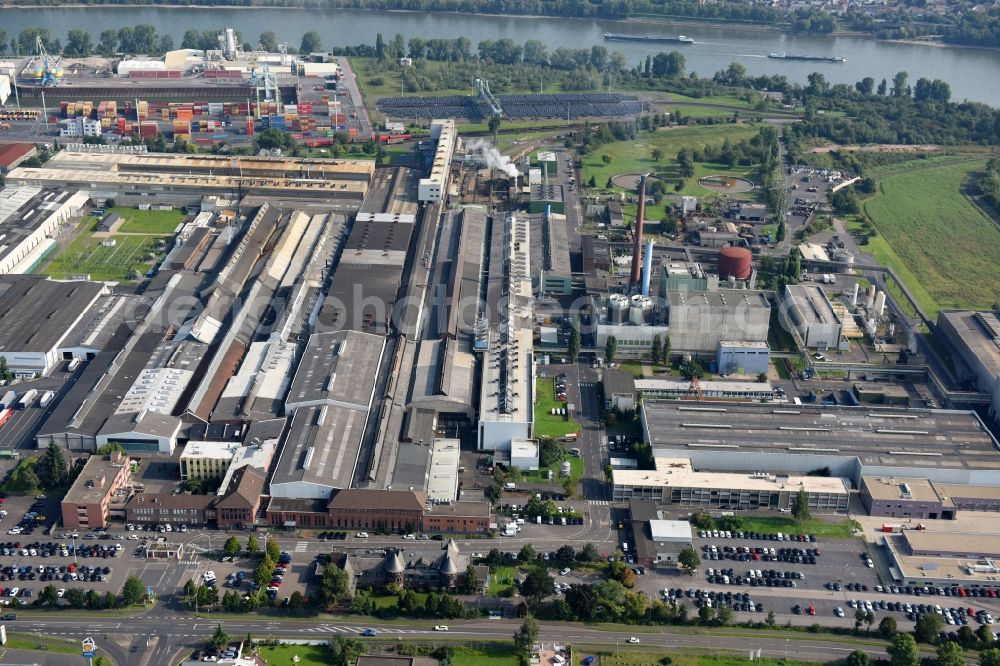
[0, 276, 104, 353]
[344, 213, 415, 263]
[667, 289, 771, 311]
[317, 263, 401, 335]
[783, 284, 840, 326]
[99, 409, 182, 440]
[390, 437, 432, 491]
[269, 404, 371, 494]
[530, 183, 564, 203]
[37, 324, 135, 440]
[0, 187, 78, 270]
[60, 293, 143, 353]
[939, 310, 1000, 377]
[642, 401, 1000, 471]
[285, 330, 386, 411]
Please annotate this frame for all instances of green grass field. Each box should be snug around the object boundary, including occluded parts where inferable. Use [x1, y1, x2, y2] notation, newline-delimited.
[596, 654, 820, 666]
[41, 233, 166, 282]
[581, 124, 760, 198]
[451, 645, 522, 666]
[723, 515, 858, 539]
[110, 206, 185, 234]
[3, 634, 80, 655]
[257, 643, 331, 666]
[861, 161, 1000, 316]
[487, 565, 518, 596]
[534, 378, 581, 439]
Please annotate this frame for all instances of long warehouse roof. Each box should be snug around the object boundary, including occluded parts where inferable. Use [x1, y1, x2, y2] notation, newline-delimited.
[642, 401, 1000, 471]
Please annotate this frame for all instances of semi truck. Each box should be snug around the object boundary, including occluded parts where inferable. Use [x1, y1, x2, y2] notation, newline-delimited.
[15, 389, 37, 409]
[0, 391, 16, 409]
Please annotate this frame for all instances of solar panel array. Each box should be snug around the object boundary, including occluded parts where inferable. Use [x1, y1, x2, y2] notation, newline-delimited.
[376, 92, 642, 120]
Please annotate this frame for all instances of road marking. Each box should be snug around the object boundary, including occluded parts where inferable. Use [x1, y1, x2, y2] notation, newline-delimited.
[294, 541, 308, 553]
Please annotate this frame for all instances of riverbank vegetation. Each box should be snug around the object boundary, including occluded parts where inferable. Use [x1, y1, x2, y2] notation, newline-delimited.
[7, 0, 999, 47]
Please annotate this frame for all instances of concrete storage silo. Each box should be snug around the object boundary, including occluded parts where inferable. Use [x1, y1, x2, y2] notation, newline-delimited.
[629, 295, 654, 325]
[875, 291, 887, 316]
[718, 246, 752, 281]
[608, 294, 629, 324]
[865, 285, 877, 309]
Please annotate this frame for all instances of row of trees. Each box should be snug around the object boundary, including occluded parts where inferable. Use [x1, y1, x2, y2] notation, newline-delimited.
[0, 26, 326, 58]
[979, 158, 1000, 211]
[37, 574, 146, 608]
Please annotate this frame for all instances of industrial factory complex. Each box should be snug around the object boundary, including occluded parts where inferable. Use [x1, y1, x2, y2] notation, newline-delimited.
[0, 34, 999, 616]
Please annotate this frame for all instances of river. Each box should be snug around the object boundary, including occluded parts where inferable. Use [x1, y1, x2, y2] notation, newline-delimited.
[3, 6, 1000, 106]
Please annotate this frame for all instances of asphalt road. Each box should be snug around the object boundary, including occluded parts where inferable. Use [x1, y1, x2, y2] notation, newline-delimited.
[12, 613, 896, 666]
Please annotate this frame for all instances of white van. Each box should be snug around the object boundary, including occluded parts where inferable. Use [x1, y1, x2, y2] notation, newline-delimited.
[504, 482, 516, 490]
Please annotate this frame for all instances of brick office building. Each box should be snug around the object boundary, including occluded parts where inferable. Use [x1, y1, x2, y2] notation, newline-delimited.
[327, 489, 424, 532]
[61, 452, 133, 529]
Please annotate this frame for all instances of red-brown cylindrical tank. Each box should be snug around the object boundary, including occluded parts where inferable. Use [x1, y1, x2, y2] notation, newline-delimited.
[718, 246, 752, 281]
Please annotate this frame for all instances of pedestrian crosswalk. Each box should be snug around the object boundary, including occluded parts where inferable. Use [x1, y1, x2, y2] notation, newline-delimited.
[294, 541, 308, 553]
[298, 625, 428, 635]
[588, 500, 610, 506]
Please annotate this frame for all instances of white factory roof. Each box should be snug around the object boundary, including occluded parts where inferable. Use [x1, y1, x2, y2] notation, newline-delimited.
[115, 367, 194, 415]
[0, 186, 43, 225]
[181, 440, 240, 461]
[798, 243, 830, 262]
[720, 340, 770, 349]
[634, 378, 773, 395]
[613, 457, 849, 495]
[216, 438, 279, 496]
[426, 438, 461, 503]
[648, 519, 693, 542]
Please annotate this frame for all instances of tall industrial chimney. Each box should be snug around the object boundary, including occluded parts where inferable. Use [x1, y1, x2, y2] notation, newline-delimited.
[641, 240, 654, 297]
[630, 175, 647, 288]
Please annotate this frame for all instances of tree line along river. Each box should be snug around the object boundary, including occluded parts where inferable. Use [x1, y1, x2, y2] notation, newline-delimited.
[3, 6, 1000, 106]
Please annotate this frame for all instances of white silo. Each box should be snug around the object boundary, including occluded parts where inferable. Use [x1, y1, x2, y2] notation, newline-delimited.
[629, 295, 653, 325]
[608, 294, 629, 324]
[865, 284, 877, 309]
[874, 291, 887, 316]
[850, 282, 859, 309]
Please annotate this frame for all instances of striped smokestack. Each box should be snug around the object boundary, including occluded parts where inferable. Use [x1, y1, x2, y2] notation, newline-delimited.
[630, 174, 647, 288]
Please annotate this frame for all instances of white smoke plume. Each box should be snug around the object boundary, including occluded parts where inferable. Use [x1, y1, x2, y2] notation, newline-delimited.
[470, 140, 519, 178]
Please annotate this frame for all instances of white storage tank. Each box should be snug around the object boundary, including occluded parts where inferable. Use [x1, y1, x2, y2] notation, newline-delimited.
[629, 294, 653, 325]
[875, 291, 887, 316]
[608, 294, 629, 324]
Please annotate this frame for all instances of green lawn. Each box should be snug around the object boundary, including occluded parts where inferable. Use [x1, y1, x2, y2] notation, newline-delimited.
[669, 93, 755, 108]
[861, 161, 1000, 316]
[257, 643, 331, 666]
[516, 454, 584, 486]
[451, 645, 522, 666]
[487, 565, 518, 597]
[726, 515, 859, 539]
[534, 378, 581, 439]
[3, 634, 80, 655]
[597, 654, 821, 666]
[581, 124, 760, 198]
[110, 206, 185, 234]
[40, 233, 167, 282]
